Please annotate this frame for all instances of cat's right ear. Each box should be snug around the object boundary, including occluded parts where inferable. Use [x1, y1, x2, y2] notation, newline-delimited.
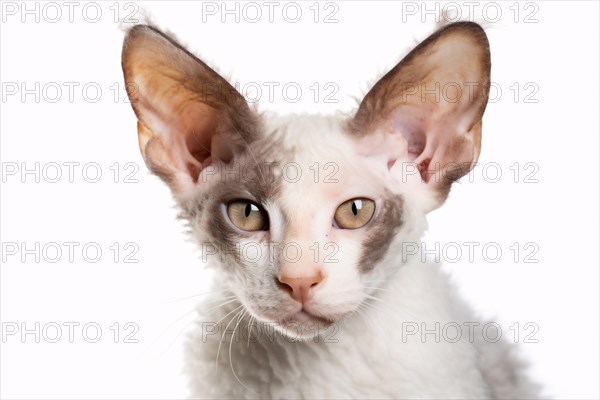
[121, 25, 256, 199]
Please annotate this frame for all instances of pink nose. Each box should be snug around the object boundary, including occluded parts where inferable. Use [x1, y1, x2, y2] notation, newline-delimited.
[278, 273, 323, 302]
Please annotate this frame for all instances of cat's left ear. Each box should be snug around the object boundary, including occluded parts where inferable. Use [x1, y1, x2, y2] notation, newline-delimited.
[352, 22, 491, 210]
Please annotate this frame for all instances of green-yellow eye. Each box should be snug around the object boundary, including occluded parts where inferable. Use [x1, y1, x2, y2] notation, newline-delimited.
[227, 200, 269, 231]
[334, 198, 375, 229]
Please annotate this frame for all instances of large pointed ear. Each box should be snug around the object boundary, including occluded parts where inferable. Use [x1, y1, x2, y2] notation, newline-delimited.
[121, 25, 258, 199]
[352, 22, 491, 209]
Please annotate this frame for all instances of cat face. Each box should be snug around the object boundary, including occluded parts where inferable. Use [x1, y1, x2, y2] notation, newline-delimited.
[186, 114, 420, 338]
[122, 23, 491, 339]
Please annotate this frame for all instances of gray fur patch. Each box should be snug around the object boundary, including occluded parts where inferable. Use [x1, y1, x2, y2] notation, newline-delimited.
[358, 193, 403, 273]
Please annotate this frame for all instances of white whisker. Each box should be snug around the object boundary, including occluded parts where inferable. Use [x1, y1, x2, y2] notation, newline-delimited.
[215, 305, 244, 371]
[228, 310, 259, 395]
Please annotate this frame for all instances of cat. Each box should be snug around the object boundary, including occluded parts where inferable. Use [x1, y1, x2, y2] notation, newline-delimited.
[121, 21, 539, 399]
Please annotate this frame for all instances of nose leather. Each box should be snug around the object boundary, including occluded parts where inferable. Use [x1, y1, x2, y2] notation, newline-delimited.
[278, 272, 323, 302]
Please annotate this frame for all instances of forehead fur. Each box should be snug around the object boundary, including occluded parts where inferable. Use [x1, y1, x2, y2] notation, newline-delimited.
[250, 113, 353, 163]
[253, 114, 387, 205]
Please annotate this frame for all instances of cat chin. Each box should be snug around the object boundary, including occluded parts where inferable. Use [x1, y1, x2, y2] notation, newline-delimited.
[271, 310, 338, 341]
[282, 309, 333, 325]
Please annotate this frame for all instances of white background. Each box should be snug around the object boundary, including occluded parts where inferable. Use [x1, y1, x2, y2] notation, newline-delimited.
[1, 1, 598, 399]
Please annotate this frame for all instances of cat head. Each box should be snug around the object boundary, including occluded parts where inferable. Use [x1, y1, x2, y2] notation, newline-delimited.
[122, 22, 490, 339]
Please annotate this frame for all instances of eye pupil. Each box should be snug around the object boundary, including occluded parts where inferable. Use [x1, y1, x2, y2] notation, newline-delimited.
[244, 203, 251, 217]
[351, 202, 358, 215]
